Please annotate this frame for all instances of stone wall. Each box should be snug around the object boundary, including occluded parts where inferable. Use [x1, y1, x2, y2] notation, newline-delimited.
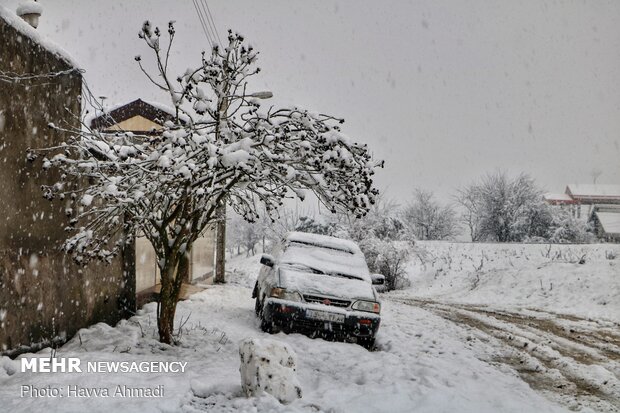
[0, 16, 133, 354]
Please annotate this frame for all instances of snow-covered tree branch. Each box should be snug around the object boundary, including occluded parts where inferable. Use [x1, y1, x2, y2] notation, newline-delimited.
[28, 21, 382, 344]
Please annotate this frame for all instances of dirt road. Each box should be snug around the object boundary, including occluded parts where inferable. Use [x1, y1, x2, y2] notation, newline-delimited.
[393, 298, 620, 412]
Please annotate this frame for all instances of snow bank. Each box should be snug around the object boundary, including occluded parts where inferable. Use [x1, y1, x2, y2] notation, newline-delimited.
[397, 241, 620, 322]
[239, 338, 302, 404]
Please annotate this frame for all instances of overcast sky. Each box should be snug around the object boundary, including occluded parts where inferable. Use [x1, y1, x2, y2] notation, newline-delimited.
[5, 0, 620, 204]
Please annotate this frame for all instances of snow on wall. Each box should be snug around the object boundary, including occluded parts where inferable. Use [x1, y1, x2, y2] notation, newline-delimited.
[239, 338, 302, 404]
[0, 4, 79, 68]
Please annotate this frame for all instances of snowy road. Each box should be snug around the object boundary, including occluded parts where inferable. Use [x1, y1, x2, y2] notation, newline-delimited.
[2, 242, 619, 413]
[390, 297, 620, 412]
[1, 284, 578, 413]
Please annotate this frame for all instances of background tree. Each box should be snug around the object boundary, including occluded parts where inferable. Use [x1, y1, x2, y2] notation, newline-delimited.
[456, 172, 548, 242]
[329, 198, 409, 291]
[227, 212, 262, 256]
[402, 189, 459, 240]
[294, 216, 334, 236]
[455, 186, 483, 242]
[31, 22, 381, 344]
[333, 198, 404, 243]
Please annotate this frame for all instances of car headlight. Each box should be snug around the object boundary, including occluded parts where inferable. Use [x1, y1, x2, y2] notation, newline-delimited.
[352, 300, 381, 314]
[269, 287, 303, 302]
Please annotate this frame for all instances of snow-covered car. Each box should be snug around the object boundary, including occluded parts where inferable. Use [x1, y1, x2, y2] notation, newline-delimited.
[252, 232, 381, 348]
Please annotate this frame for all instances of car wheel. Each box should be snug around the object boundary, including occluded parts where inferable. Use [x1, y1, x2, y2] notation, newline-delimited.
[254, 296, 261, 316]
[357, 337, 375, 350]
[259, 313, 273, 333]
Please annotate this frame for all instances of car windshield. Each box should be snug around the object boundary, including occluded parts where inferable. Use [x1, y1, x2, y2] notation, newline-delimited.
[280, 262, 325, 275]
[280, 243, 369, 282]
[281, 262, 362, 281]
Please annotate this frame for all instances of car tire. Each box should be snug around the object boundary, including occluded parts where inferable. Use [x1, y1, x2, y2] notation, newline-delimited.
[357, 337, 375, 350]
[259, 313, 273, 333]
[254, 296, 261, 316]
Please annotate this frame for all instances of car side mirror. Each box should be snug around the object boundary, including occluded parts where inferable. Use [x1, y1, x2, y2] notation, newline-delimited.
[371, 273, 385, 285]
[260, 254, 275, 267]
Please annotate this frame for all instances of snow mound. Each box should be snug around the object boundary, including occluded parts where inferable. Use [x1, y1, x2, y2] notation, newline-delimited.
[0, 357, 19, 378]
[16, 1, 43, 16]
[239, 338, 302, 404]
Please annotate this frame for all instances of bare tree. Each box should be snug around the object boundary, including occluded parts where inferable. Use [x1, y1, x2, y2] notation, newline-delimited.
[226, 212, 261, 256]
[333, 197, 404, 243]
[455, 186, 483, 242]
[456, 172, 548, 242]
[29, 22, 381, 344]
[402, 189, 459, 240]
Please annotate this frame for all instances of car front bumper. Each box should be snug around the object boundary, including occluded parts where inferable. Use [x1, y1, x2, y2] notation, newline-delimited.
[263, 299, 380, 340]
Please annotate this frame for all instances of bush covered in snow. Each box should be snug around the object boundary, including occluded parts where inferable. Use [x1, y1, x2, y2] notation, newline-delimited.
[239, 338, 302, 404]
[547, 208, 594, 244]
[359, 238, 410, 291]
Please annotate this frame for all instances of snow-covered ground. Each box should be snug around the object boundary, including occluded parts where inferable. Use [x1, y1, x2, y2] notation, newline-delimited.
[0, 242, 618, 412]
[395, 241, 620, 322]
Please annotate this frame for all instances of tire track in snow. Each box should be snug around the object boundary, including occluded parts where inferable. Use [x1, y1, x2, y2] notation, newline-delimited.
[392, 297, 620, 413]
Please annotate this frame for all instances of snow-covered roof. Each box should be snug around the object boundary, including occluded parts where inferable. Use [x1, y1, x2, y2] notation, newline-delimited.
[566, 184, 620, 199]
[595, 212, 620, 236]
[0, 4, 79, 69]
[285, 232, 362, 255]
[88, 99, 189, 131]
[544, 193, 574, 203]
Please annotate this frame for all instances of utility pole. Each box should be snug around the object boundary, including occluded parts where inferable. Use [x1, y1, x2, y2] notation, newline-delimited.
[214, 81, 229, 284]
[214, 202, 226, 283]
[212, 56, 272, 283]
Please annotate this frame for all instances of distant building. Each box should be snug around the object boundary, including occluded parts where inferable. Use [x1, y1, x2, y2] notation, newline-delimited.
[545, 184, 620, 242]
[565, 184, 620, 205]
[589, 205, 620, 243]
[0, 4, 131, 355]
[89, 99, 217, 305]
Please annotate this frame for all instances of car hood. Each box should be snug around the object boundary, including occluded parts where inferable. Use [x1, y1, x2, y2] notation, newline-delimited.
[279, 268, 376, 301]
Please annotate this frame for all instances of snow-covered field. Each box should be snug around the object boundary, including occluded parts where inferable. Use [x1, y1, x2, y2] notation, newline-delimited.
[395, 241, 620, 322]
[0, 242, 618, 412]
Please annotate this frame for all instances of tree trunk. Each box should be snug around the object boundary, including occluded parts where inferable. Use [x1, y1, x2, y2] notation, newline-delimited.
[157, 255, 182, 344]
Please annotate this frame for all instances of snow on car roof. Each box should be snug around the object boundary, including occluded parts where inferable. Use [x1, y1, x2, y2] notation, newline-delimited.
[285, 232, 361, 255]
[281, 235, 371, 283]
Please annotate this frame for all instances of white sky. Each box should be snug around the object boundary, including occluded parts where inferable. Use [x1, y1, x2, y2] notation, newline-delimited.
[5, 0, 620, 204]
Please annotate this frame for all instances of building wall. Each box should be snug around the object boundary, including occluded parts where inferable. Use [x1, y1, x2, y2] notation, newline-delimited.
[105, 115, 162, 133]
[190, 226, 216, 281]
[0, 18, 132, 354]
[97, 113, 217, 299]
[135, 226, 216, 294]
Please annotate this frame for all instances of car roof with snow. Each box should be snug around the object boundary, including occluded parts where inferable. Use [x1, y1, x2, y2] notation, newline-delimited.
[280, 232, 370, 283]
[285, 232, 363, 255]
